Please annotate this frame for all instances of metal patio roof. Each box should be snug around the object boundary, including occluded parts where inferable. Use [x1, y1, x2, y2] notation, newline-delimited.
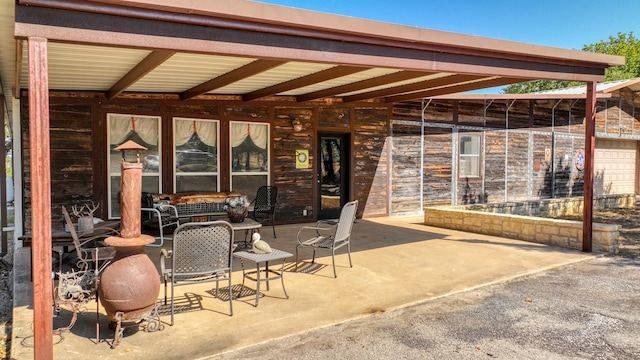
[424, 77, 640, 102]
[531, 77, 640, 95]
[0, 0, 626, 118]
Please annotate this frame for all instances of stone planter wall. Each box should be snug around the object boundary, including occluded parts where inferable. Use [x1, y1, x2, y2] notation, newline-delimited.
[423, 194, 634, 253]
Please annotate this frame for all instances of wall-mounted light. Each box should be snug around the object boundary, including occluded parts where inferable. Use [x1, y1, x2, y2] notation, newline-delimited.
[292, 119, 303, 132]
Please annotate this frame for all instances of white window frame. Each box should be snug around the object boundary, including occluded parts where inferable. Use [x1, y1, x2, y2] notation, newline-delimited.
[107, 113, 161, 218]
[459, 134, 481, 178]
[229, 121, 270, 192]
[173, 117, 220, 193]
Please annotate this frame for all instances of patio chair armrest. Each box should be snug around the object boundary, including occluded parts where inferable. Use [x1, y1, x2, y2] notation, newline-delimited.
[299, 235, 330, 246]
[314, 221, 337, 236]
[318, 219, 339, 226]
[296, 225, 322, 244]
[156, 203, 179, 218]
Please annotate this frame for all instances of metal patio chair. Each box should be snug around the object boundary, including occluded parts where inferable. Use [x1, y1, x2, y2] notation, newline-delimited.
[295, 200, 358, 278]
[160, 220, 235, 326]
[251, 186, 278, 238]
[61, 205, 116, 273]
[141, 192, 180, 247]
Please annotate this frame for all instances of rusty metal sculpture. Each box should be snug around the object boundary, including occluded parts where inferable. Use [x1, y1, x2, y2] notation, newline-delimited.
[98, 140, 163, 348]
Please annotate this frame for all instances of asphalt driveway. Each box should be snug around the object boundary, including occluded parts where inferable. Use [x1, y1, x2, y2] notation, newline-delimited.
[213, 256, 640, 360]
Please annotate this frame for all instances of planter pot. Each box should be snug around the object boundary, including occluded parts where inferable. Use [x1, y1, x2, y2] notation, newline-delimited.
[227, 207, 248, 223]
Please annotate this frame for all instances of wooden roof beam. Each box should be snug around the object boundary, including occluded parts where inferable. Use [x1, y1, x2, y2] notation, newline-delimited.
[384, 77, 525, 103]
[107, 49, 175, 99]
[296, 70, 434, 102]
[242, 66, 368, 101]
[180, 59, 287, 101]
[342, 74, 483, 103]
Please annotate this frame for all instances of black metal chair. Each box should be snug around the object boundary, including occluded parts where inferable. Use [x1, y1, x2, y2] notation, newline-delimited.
[251, 186, 278, 238]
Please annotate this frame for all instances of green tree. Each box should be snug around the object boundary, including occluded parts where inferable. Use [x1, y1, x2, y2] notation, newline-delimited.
[503, 32, 640, 94]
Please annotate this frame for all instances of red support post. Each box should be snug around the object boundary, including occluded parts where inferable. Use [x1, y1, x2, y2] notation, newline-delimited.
[28, 37, 53, 359]
[583, 81, 596, 253]
[0, 95, 6, 257]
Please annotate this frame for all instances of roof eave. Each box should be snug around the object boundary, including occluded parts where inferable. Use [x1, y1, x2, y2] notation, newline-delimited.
[21, 0, 625, 68]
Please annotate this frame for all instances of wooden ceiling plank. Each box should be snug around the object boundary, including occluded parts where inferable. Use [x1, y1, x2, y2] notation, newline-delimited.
[242, 66, 368, 101]
[342, 74, 483, 103]
[384, 77, 525, 103]
[296, 70, 433, 102]
[180, 59, 287, 100]
[107, 49, 175, 99]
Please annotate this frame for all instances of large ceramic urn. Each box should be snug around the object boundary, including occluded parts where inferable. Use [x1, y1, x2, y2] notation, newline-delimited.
[99, 142, 160, 323]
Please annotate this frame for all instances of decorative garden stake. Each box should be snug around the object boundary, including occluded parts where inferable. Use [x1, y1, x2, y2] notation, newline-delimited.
[98, 140, 163, 348]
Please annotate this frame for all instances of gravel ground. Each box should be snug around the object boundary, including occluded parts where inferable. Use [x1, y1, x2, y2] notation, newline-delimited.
[213, 256, 640, 360]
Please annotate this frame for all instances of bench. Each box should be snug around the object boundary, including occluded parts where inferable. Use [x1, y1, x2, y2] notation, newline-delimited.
[151, 191, 241, 220]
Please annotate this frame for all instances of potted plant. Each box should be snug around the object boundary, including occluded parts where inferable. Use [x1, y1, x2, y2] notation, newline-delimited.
[224, 196, 249, 223]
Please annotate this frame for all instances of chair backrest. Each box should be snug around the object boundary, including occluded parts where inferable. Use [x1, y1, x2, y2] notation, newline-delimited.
[334, 200, 358, 243]
[254, 186, 277, 213]
[171, 221, 234, 278]
[61, 205, 86, 261]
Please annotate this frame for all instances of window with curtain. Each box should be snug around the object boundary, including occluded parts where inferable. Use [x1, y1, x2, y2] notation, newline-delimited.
[173, 117, 219, 192]
[107, 114, 161, 218]
[230, 121, 269, 200]
[459, 134, 481, 178]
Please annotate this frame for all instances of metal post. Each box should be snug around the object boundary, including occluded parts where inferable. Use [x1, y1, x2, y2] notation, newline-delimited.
[583, 82, 597, 252]
[0, 95, 6, 256]
[28, 36, 53, 359]
[421, 99, 431, 211]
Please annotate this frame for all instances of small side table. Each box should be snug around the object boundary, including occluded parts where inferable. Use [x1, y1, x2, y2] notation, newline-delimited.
[233, 249, 292, 306]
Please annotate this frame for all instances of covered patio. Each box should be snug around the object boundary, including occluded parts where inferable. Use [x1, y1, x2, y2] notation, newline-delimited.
[0, 1, 625, 358]
[11, 215, 597, 359]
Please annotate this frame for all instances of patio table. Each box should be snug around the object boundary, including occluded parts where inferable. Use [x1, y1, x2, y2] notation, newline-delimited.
[233, 248, 291, 306]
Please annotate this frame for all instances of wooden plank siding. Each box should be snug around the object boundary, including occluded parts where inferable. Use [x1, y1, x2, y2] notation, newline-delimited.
[273, 106, 315, 220]
[21, 100, 96, 230]
[18, 88, 639, 231]
[423, 127, 453, 206]
[390, 122, 422, 213]
[531, 132, 554, 199]
[390, 94, 637, 212]
[353, 107, 389, 217]
[20, 91, 392, 231]
[484, 130, 507, 203]
[506, 131, 529, 202]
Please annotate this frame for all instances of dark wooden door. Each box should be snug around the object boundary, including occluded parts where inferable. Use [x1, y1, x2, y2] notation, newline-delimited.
[317, 133, 349, 219]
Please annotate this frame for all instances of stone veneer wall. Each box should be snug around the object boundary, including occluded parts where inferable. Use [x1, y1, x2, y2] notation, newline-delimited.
[423, 194, 635, 253]
[463, 194, 636, 218]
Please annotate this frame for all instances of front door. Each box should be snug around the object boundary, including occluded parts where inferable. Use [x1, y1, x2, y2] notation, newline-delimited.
[317, 133, 349, 219]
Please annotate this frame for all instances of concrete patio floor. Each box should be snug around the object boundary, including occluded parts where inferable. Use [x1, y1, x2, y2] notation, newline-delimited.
[11, 215, 598, 359]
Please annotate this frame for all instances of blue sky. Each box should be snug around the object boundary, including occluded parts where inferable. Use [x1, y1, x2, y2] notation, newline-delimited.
[258, 0, 640, 50]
